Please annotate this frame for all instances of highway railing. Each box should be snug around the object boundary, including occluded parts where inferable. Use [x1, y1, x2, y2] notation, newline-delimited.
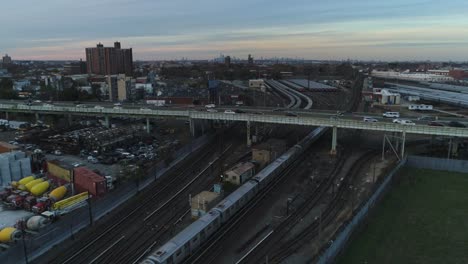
[1, 104, 468, 137]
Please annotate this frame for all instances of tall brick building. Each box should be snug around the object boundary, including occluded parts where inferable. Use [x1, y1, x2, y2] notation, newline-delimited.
[85, 42, 133, 76]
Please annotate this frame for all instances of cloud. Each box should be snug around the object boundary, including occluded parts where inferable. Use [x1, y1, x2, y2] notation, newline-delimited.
[2, 0, 468, 60]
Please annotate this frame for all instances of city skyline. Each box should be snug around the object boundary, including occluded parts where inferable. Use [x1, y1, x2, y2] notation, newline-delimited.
[2, 0, 468, 61]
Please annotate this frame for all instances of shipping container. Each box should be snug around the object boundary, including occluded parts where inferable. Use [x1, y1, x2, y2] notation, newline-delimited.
[73, 167, 106, 197]
[0, 142, 20, 154]
[47, 160, 73, 182]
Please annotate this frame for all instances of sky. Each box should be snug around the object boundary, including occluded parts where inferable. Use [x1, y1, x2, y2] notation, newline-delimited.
[2, 0, 468, 61]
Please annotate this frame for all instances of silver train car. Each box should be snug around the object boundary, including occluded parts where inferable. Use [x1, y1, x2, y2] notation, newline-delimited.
[142, 127, 326, 264]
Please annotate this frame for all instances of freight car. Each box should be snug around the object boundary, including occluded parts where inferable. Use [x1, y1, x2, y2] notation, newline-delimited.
[142, 127, 326, 264]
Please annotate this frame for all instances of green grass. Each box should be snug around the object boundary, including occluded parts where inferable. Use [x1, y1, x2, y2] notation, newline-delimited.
[338, 168, 468, 264]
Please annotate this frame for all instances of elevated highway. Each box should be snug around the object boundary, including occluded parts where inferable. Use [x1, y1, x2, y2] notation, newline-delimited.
[0, 103, 467, 138]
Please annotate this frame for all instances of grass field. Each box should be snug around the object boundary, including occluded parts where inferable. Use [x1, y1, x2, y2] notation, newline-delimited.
[338, 168, 468, 264]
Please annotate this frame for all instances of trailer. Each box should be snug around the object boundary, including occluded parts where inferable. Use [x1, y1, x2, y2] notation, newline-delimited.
[408, 104, 433, 111]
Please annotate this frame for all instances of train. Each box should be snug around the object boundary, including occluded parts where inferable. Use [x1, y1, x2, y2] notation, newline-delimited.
[141, 127, 326, 264]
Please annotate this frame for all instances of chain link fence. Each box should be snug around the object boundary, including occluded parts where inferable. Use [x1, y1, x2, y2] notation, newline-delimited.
[316, 158, 407, 264]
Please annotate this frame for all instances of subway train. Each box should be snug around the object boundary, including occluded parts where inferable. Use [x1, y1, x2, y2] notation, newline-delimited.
[142, 127, 327, 264]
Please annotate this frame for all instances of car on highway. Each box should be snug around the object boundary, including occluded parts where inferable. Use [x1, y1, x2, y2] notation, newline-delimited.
[42, 103, 53, 107]
[114, 102, 122, 106]
[207, 109, 218, 113]
[393, 119, 415, 125]
[383, 112, 400, 118]
[363, 117, 378, 122]
[205, 104, 216, 108]
[418, 116, 436, 121]
[235, 109, 246, 113]
[140, 108, 151, 111]
[251, 111, 264, 115]
[113, 106, 122, 110]
[33, 100, 41, 103]
[94, 106, 104, 109]
[272, 108, 284, 112]
[285, 112, 298, 117]
[76, 104, 87, 108]
[428, 121, 444, 127]
[224, 110, 235, 114]
[448, 121, 466, 128]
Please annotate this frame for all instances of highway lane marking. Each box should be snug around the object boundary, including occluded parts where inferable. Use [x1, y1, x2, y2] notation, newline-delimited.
[89, 235, 125, 264]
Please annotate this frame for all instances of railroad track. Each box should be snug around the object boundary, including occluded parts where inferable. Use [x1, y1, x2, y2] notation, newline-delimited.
[236, 147, 348, 264]
[268, 150, 378, 263]
[183, 137, 334, 264]
[100, 145, 234, 264]
[46, 133, 228, 264]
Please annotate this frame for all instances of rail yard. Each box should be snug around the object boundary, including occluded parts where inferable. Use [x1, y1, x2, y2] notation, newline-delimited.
[0, 70, 467, 264]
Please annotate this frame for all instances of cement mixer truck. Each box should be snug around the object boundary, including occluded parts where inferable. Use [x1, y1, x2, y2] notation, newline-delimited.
[0, 227, 22, 243]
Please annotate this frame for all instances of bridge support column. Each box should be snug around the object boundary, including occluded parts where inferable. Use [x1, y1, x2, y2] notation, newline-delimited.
[146, 118, 151, 134]
[246, 121, 252, 147]
[189, 119, 195, 137]
[35, 113, 40, 123]
[5, 112, 8, 120]
[67, 114, 73, 126]
[104, 115, 110, 128]
[330, 126, 337, 155]
[201, 120, 205, 135]
[400, 131, 406, 158]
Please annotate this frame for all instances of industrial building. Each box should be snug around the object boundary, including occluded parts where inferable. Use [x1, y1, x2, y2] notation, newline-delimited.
[85, 42, 133, 76]
[63, 59, 87, 75]
[0, 151, 32, 187]
[372, 70, 454, 82]
[252, 139, 287, 169]
[374, 88, 401, 105]
[249, 79, 264, 89]
[223, 162, 255, 185]
[191, 191, 221, 219]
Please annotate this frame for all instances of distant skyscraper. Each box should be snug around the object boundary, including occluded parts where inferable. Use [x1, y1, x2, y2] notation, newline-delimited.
[248, 54, 254, 65]
[85, 42, 133, 76]
[225, 56, 231, 67]
[2, 54, 12, 65]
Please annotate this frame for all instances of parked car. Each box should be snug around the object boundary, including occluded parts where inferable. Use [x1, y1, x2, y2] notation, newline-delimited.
[53, 150, 62, 156]
[363, 117, 378, 122]
[448, 121, 466, 128]
[87, 156, 99, 163]
[224, 110, 235, 114]
[383, 112, 400, 118]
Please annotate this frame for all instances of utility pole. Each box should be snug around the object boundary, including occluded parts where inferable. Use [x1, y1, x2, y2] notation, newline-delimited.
[373, 161, 376, 183]
[21, 226, 28, 264]
[87, 193, 93, 226]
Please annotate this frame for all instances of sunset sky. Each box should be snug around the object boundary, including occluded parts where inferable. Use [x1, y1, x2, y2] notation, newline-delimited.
[2, 0, 468, 60]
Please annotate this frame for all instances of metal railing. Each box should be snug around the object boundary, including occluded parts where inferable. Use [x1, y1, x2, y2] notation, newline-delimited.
[1, 104, 468, 137]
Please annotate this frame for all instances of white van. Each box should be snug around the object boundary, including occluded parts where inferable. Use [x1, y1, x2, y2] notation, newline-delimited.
[383, 112, 400, 118]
